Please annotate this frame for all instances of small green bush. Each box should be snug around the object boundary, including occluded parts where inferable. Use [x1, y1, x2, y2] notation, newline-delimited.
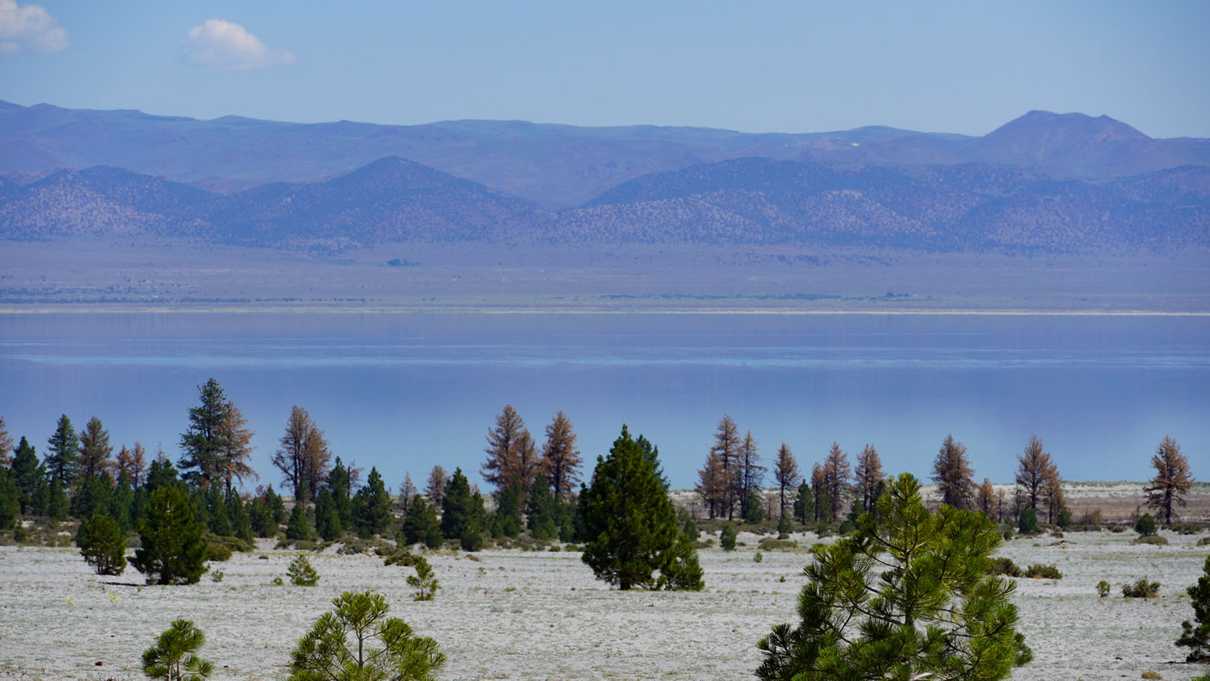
[1198, 537, 1210, 547]
[989, 557, 1022, 578]
[1097, 580, 1111, 598]
[1135, 513, 1157, 537]
[1122, 578, 1161, 598]
[1017, 508, 1039, 535]
[753, 551, 764, 563]
[757, 537, 797, 552]
[205, 542, 233, 562]
[142, 619, 213, 681]
[1024, 564, 1062, 579]
[210, 570, 224, 583]
[272, 576, 284, 586]
[720, 524, 738, 552]
[287, 554, 320, 586]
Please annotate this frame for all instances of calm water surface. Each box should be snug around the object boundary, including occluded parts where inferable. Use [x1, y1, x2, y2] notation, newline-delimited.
[0, 313, 1206, 487]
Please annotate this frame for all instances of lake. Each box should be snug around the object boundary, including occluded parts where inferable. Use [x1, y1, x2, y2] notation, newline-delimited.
[0, 312, 1206, 489]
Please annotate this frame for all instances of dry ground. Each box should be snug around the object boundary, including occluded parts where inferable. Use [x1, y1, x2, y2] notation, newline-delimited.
[1, 530, 1208, 681]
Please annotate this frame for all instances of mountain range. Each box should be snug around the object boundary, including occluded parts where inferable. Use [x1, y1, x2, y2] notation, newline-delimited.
[1, 100, 1208, 252]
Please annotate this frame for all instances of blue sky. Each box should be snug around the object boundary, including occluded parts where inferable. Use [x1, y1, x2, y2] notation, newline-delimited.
[1, 1, 1208, 137]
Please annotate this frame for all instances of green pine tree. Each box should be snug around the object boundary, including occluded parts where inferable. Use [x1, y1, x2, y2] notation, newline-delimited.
[71, 471, 113, 519]
[440, 468, 474, 539]
[10, 437, 40, 515]
[226, 488, 253, 543]
[525, 474, 560, 541]
[352, 467, 392, 538]
[287, 502, 316, 542]
[1177, 555, 1210, 662]
[109, 471, 136, 532]
[315, 487, 343, 541]
[399, 497, 443, 549]
[491, 483, 524, 538]
[756, 473, 1032, 681]
[76, 513, 127, 575]
[0, 468, 19, 531]
[45, 414, 79, 486]
[327, 457, 354, 529]
[132, 485, 208, 585]
[47, 476, 69, 520]
[145, 455, 179, 493]
[142, 619, 214, 681]
[288, 590, 445, 681]
[580, 426, 704, 591]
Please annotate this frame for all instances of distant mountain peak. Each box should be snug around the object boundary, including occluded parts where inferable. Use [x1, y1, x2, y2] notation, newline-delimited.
[990, 110, 1150, 142]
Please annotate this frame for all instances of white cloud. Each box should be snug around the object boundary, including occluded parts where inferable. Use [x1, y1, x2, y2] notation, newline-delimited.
[186, 18, 294, 71]
[0, 0, 68, 54]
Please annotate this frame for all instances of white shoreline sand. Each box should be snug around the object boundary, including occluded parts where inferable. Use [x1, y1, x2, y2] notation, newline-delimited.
[1, 531, 1207, 680]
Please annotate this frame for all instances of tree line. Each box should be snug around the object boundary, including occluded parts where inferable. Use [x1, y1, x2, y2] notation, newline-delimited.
[693, 414, 1197, 535]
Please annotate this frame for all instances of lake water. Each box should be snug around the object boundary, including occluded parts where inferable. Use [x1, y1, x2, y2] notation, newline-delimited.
[0, 312, 1206, 489]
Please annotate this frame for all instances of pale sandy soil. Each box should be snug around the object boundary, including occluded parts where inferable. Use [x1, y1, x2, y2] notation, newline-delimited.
[0, 531, 1207, 681]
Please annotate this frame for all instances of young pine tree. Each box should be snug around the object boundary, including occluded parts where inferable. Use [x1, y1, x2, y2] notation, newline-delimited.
[45, 414, 80, 486]
[579, 426, 703, 591]
[315, 488, 343, 541]
[756, 474, 1032, 681]
[399, 496, 443, 549]
[132, 485, 208, 585]
[286, 502, 316, 542]
[289, 591, 445, 681]
[142, 619, 214, 681]
[407, 555, 439, 602]
[525, 474, 561, 541]
[1177, 555, 1210, 662]
[10, 437, 40, 515]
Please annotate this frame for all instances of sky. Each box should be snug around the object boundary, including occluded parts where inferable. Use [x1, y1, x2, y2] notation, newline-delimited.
[1, 1, 1209, 137]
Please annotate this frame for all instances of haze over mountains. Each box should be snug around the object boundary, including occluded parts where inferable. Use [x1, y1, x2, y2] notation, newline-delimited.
[1, 100, 1208, 253]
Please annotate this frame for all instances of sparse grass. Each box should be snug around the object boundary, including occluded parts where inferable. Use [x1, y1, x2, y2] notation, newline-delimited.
[989, 557, 1022, 578]
[756, 537, 798, 552]
[1133, 535, 1169, 546]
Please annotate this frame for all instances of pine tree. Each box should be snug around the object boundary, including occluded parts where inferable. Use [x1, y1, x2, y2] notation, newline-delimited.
[327, 457, 354, 529]
[526, 474, 561, 540]
[1041, 468, 1066, 526]
[696, 450, 727, 519]
[756, 474, 1032, 681]
[541, 410, 582, 499]
[288, 553, 320, 586]
[1015, 435, 1056, 513]
[132, 485, 208, 585]
[77, 416, 112, 480]
[822, 443, 850, 523]
[71, 470, 114, 519]
[580, 426, 704, 591]
[203, 483, 230, 536]
[1177, 555, 1210, 662]
[0, 416, 12, 467]
[977, 478, 997, 519]
[178, 379, 231, 487]
[352, 467, 392, 538]
[273, 406, 331, 504]
[45, 414, 80, 486]
[217, 403, 254, 492]
[315, 487, 343, 541]
[115, 442, 147, 488]
[10, 436, 40, 515]
[1145, 435, 1194, 526]
[288, 590, 445, 681]
[0, 468, 18, 531]
[491, 483, 524, 538]
[737, 431, 765, 522]
[226, 488, 253, 543]
[710, 416, 741, 520]
[482, 405, 538, 495]
[287, 502, 316, 542]
[793, 479, 811, 525]
[853, 444, 884, 514]
[810, 463, 828, 524]
[399, 496, 443, 548]
[145, 453, 179, 493]
[773, 443, 801, 522]
[142, 619, 214, 681]
[76, 513, 127, 575]
[425, 465, 446, 506]
[398, 473, 417, 515]
[407, 556, 440, 601]
[47, 476, 69, 520]
[933, 434, 975, 509]
[440, 468, 475, 540]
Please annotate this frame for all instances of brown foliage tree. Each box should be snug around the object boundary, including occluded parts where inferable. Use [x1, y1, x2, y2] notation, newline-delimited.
[1145, 435, 1194, 526]
[1015, 436, 1055, 512]
[696, 451, 727, 519]
[854, 444, 884, 513]
[482, 405, 538, 496]
[78, 416, 113, 480]
[115, 442, 147, 487]
[711, 416, 742, 520]
[398, 473, 417, 514]
[425, 465, 447, 506]
[976, 478, 996, 519]
[822, 443, 851, 523]
[272, 406, 331, 503]
[0, 416, 12, 467]
[773, 443, 801, 519]
[541, 411, 581, 499]
[218, 404, 255, 492]
[810, 463, 827, 523]
[932, 434, 975, 509]
[1041, 468, 1066, 525]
